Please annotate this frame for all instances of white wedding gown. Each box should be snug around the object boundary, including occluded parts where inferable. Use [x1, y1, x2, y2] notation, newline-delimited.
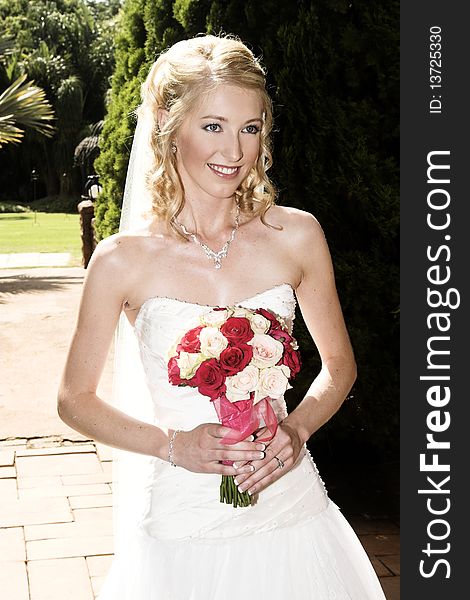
[98, 283, 386, 599]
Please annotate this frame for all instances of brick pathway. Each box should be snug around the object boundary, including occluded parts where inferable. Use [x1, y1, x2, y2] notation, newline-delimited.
[0, 436, 400, 599]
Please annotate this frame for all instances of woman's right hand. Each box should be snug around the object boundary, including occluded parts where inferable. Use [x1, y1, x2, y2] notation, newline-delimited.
[169, 423, 266, 476]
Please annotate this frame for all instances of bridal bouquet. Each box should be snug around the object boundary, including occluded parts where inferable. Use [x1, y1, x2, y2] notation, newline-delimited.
[167, 305, 301, 507]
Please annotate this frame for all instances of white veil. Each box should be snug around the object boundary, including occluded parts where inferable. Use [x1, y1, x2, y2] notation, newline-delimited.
[110, 110, 156, 555]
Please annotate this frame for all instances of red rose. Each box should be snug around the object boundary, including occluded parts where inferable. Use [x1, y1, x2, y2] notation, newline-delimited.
[220, 317, 254, 344]
[282, 346, 302, 377]
[270, 327, 294, 347]
[219, 344, 253, 376]
[178, 325, 203, 353]
[168, 356, 183, 386]
[256, 308, 282, 331]
[194, 359, 226, 400]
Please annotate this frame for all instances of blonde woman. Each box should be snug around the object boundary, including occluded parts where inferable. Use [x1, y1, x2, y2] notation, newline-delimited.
[58, 35, 386, 599]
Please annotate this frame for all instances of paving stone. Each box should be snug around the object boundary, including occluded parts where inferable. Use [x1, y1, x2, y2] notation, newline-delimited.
[16, 453, 103, 477]
[379, 575, 400, 600]
[15, 444, 96, 457]
[72, 507, 113, 524]
[370, 556, 393, 577]
[359, 533, 400, 556]
[349, 515, 400, 535]
[61, 472, 112, 486]
[0, 478, 18, 500]
[0, 496, 72, 527]
[0, 439, 28, 447]
[27, 535, 114, 560]
[0, 527, 26, 561]
[19, 482, 111, 500]
[95, 443, 114, 462]
[25, 519, 113, 542]
[101, 461, 112, 475]
[17, 475, 63, 489]
[69, 494, 113, 510]
[380, 554, 400, 576]
[86, 554, 113, 577]
[0, 449, 15, 466]
[0, 561, 29, 600]
[28, 557, 94, 600]
[0, 466, 16, 478]
[91, 575, 106, 598]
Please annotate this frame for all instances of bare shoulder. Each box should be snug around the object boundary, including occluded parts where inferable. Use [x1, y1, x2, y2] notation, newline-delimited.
[89, 229, 156, 269]
[85, 230, 155, 300]
[264, 204, 326, 249]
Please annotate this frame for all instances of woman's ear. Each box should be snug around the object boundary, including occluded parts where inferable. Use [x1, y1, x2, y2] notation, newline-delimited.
[156, 108, 169, 131]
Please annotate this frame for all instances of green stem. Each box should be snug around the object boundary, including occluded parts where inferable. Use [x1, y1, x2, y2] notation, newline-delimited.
[220, 475, 251, 508]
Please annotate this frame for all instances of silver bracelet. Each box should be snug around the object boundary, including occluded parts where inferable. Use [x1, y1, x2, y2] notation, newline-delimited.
[168, 429, 182, 467]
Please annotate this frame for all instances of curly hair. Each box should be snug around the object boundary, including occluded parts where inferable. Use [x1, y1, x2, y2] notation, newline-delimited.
[137, 34, 277, 236]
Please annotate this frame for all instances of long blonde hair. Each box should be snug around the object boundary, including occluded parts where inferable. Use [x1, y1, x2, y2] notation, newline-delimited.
[137, 34, 276, 235]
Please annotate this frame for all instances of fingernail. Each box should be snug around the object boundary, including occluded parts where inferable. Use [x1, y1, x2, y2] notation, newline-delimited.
[258, 451, 265, 459]
[248, 465, 255, 472]
[247, 435, 254, 441]
[234, 478, 240, 486]
[238, 485, 246, 493]
[233, 462, 240, 469]
[256, 443, 266, 451]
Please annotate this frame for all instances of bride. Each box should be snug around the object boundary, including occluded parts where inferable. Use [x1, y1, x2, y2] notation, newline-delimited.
[58, 34, 386, 599]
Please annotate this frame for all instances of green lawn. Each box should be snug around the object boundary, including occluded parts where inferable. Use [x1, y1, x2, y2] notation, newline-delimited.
[0, 212, 82, 260]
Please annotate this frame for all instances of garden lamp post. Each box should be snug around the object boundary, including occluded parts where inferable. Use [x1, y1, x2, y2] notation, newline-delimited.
[31, 168, 38, 202]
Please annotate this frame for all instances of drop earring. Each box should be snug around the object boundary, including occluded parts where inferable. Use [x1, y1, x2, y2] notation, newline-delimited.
[171, 142, 177, 154]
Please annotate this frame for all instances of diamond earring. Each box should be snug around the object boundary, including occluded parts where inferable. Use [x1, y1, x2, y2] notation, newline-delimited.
[171, 142, 177, 154]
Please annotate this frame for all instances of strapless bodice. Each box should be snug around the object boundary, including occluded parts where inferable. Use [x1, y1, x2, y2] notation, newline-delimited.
[129, 282, 329, 541]
[133, 282, 297, 431]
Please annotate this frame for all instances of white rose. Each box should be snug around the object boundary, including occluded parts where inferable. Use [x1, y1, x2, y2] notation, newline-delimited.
[177, 352, 204, 379]
[200, 309, 230, 328]
[255, 365, 291, 402]
[199, 327, 228, 358]
[225, 365, 259, 403]
[248, 313, 270, 334]
[231, 306, 253, 319]
[248, 333, 284, 368]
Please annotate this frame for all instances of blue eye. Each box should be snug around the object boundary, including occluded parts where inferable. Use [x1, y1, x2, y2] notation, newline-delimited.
[243, 124, 260, 134]
[204, 123, 221, 132]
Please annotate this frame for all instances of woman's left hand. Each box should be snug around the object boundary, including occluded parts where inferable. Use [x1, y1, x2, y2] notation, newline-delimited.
[232, 420, 304, 496]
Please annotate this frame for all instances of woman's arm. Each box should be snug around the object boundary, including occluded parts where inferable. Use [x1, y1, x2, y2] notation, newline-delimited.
[58, 236, 263, 473]
[234, 210, 357, 495]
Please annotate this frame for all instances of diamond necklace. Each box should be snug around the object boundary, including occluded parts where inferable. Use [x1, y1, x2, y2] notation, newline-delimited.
[176, 200, 240, 269]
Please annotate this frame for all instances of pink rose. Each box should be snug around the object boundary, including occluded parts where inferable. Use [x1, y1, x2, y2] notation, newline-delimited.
[256, 365, 291, 401]
[220, 317, 254, 344]
[248, 333, 284, 368]
[219, 344, 253, 376]
[194, 359, 226, 400]
[225, 365, 259, 402]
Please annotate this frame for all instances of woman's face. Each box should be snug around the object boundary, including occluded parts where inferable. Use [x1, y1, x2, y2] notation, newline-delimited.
[174, 84, 263, 202]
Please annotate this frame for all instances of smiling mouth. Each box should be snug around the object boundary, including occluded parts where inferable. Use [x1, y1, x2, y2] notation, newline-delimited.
[207, 163, 240, 177]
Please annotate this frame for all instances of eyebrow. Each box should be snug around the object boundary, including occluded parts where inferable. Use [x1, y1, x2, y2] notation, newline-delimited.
[200, 115, 263, 124]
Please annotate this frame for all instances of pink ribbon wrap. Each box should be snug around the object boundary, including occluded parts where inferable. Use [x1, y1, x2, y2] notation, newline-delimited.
[212, 394, 279, 451]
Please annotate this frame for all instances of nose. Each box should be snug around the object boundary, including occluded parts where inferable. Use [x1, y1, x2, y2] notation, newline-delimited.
[221, 132, 243, 163]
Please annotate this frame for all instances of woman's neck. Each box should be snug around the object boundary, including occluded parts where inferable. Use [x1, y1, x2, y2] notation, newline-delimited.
[177, 195, 239, 241]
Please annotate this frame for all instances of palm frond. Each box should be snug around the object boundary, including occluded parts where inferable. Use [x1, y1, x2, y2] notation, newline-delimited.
[0, 74, 56, 147]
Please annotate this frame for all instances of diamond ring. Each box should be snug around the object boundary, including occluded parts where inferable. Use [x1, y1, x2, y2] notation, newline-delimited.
[274, 456, 285, 469]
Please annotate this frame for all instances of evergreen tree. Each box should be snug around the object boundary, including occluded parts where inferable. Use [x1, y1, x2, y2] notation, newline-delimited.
[94, 0, 184, 237]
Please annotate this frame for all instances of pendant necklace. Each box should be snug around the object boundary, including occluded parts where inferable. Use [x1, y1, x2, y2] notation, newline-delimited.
[176, 199, 240, 269]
